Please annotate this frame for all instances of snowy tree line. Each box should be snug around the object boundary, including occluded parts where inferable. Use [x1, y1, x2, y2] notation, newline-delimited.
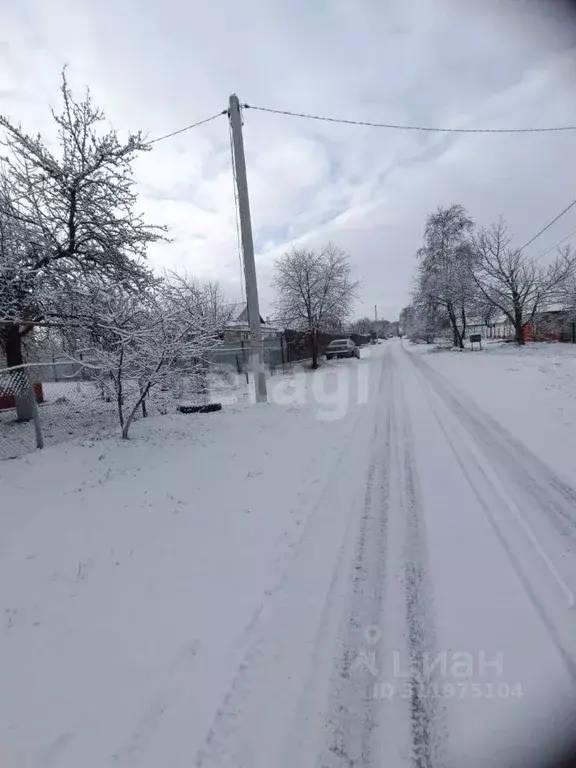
[401, 204, 576, 347]
[0, 72, 230, 437]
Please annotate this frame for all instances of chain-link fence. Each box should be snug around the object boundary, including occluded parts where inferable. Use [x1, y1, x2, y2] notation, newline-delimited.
[0, 359, 207, 460]
[0, 362, 119, 460]
[0, 365, 47, 458]
[0, 348, 281, 460]
[0, 342, 292, 460]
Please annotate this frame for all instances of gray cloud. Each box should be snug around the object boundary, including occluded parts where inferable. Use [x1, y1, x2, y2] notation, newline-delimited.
[2, 0, 576, 318]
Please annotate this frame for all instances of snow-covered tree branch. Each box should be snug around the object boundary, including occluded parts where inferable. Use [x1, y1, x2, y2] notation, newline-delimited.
[413, 204, 476, 349]
[471, 218, 576, 344]
[68, 274, 221, 439]
[273, 243, 359, 369]
[0, 70, 162, 418]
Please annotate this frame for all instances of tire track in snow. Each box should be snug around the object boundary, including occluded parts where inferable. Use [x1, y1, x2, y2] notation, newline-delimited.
[395, 361, 447, 768]
[405, 349, 576, 685]
[274, 350, 392, 767]
[110, 641, 200, 765]
[408, 353, 576, 541]
[318, 359, 392, 767]
[312, 349, 448, 768]
[406, 349, 576, 610]
[194, 354, 388, 768]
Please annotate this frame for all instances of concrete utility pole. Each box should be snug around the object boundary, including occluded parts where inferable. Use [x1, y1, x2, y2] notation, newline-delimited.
[228, 94, 267, 403]
[374, 305, 378, 322]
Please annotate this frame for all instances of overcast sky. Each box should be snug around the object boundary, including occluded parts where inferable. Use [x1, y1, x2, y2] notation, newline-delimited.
[2, 0, 576, 320]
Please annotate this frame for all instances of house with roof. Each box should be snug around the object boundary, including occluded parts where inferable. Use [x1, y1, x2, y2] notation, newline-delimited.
[464, 306, 576, 344]
[220, 302, 282, 342]
[527, 307, 576, 342]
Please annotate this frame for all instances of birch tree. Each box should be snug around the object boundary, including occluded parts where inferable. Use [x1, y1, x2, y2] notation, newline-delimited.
[415, 204, 476, 348]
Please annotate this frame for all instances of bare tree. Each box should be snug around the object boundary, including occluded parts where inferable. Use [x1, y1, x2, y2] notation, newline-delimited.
[351, 317, 374, 335]
[70, 275, 220, 439]
[471, 293, 500, 330]
[0, 70, 162, 417]
[472, 218, 575, 345]
[415, 204, 476, 349]
[559, 245, 576, 323]
[272, 243, 359, 369]
[403, 296, 447, 344]
[203, 280, 234, 327]
[373, 318, 393, 338]
[417, 305, 448, 344]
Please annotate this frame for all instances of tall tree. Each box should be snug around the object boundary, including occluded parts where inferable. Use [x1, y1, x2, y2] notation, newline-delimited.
[472, 218, 575, 345]
[273, 244, 359, 369]
[0, 71, 162, 416]
[415, 204, 476, 349]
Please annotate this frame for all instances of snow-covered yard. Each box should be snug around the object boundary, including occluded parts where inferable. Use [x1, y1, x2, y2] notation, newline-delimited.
[0, 356, 373, 767]
[0, 370, 249, 461]
[1, 341, 575, 767]
[0, 356, 369, 460]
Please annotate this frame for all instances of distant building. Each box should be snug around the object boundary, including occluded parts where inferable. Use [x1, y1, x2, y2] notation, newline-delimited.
[527, 308, 576, 343]
[464, 307, 576, 343]
[220, 302, 281, 342]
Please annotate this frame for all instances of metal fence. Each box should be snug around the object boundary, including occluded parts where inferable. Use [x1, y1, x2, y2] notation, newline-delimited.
[0, 362, 120, 460]
[0, 346, 285, 460]
[205, 340, 285, 376]
[559, 322, 576, 344]
[0, 335, 363, 460]
[0, 359, 207, 460]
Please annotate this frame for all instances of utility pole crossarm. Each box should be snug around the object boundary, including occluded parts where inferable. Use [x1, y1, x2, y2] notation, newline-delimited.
[228, 94, 267, 403]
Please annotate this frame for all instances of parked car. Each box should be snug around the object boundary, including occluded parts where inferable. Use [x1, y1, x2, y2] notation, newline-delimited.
[326, 338, 361, 360]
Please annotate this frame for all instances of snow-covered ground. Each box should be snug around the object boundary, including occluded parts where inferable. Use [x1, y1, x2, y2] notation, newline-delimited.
[0, 380, 119, 460]
[0, 361, 361, 460]
[410, 340, 576, 483]
[1, 340, 575, 767]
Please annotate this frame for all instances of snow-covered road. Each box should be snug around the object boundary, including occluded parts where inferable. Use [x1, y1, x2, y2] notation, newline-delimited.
[2, 341, 576, 767]
[193, 342, 576, 768]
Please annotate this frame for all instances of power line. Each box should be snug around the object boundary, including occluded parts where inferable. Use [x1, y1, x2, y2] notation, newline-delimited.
[521, 197, 576, 252]
[534, 226, 576, 260]
[243, 103, 576, 134]
[147, 110, 227, 145]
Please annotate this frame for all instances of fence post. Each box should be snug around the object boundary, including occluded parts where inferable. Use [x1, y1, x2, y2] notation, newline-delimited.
[140, 382, 148, 418]
[280, 333, 286, 371]
[241, 340, 249, 384]
[26, 371, 43, 450]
